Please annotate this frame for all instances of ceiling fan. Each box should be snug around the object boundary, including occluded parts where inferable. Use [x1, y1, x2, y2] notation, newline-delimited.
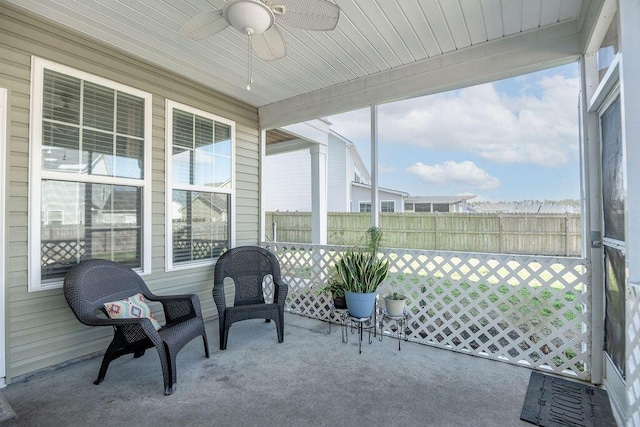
[180, 0, 341, 90]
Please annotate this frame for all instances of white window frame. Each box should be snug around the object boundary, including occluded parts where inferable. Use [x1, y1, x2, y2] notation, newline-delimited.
[381, 200, 396, 213]
[359, 201, 372, 213]
[165, 100, 235, 271]
[1, 87, 7, 384]
[28, 57, 152, 291]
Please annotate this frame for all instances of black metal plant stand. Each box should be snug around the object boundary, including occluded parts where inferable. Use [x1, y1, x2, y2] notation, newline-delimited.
[379, 309, 410, 351]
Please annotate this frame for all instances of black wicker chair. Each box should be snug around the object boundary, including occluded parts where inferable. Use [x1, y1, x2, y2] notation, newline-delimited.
[63, 259, 209, 395]
[213, 246, 288, 350]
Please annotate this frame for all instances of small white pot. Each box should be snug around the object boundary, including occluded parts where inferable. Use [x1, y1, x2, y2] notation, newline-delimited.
[384, 296, 407, 317]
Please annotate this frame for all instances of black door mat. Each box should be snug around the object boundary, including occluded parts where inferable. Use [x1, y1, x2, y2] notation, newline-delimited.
[521, 371, 616, 427]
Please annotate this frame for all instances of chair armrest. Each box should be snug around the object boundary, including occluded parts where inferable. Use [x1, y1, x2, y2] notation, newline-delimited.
[150, 294, 202, 325]
[212, 284, 227, 317]
[83, 316, 149, 328]
[81, 315, 161, 343]
[273, 279, 288, 308]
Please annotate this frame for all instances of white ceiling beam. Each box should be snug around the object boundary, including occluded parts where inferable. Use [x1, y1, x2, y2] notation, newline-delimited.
[580, 0, 616, 54]
[259, 20, 583, 130]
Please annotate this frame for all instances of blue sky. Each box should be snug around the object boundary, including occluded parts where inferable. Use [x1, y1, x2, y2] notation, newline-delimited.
[327, 62, 581, 202]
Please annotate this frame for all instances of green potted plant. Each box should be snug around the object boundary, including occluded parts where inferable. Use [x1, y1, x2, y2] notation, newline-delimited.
[383, 291, 407, 317]
[335, 227, 389, 318]
[317, 268, 347, 309]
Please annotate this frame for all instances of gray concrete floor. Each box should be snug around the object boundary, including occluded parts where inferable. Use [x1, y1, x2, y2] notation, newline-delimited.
[1, 313, 537, 427]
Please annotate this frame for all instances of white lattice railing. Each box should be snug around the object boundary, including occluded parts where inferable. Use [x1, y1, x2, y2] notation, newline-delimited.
[262, 242, 591, 380]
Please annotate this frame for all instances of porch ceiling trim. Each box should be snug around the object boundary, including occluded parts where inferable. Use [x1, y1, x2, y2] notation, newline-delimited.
[265, 138, 313, 156]
[259, 20, 583, 130]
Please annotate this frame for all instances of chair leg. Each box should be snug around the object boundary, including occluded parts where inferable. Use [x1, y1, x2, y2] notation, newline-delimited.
[94, 341, 126, 385]
[219, 315, 230, 350]
[202, 334, 210, 358]
[276, 319, 284, 343]
[94, 356, 112, 385]
[162, 343, 176, 395]
[220, 324, 230, 350]
[277, 310, 285, 344]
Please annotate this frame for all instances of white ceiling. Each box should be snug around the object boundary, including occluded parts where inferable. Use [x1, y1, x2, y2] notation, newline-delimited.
[7, 0, 595, 127]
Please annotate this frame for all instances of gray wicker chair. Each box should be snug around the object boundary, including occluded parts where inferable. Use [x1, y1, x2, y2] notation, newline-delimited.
[213, 246, 288, 350]
[63, 259, 209, 395]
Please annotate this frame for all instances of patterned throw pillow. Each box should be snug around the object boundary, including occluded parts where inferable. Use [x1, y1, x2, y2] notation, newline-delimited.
[104, 293, 161, 331]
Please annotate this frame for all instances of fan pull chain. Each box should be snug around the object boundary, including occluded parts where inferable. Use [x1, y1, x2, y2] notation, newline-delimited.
[247, 31, 254, 91]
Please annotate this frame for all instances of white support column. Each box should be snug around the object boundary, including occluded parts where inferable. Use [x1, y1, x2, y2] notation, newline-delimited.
[370, 104, 379, 228]
[310, 143, 328, 244]
[259, 129, 266, 244]
[581, 53, 604, 385]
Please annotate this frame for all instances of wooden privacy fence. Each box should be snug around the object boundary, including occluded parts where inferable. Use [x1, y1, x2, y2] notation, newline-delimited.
[265, 212, 582, 257]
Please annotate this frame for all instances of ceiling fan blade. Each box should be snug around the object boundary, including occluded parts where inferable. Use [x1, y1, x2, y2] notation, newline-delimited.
[179, 10, 229, 40]
[252, 26, 286, 61]
[273, 0, 340, 31]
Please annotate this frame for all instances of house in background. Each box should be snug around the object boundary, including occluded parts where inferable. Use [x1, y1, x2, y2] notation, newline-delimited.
[264, 125, 408, 213]
[352, 182, 408, 213]
[404, 195, 476, 213]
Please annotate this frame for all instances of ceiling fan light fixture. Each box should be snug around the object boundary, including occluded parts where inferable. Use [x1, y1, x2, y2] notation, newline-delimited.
[223, 0, 275, 35]
[181, 0, 341, 90]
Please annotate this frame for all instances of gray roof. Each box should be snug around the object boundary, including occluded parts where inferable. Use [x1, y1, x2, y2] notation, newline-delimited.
[352, 182, 409, 197]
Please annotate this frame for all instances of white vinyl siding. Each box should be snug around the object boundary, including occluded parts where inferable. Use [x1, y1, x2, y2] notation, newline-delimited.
[1, 4, 259, 381]
[327, 134, 348, 212]
[263, 150, 312, 211]
[264, 134, 359, 213]
[28, 57, 153, 291]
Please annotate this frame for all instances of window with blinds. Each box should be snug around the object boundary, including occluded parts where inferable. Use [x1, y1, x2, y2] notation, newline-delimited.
[29, 58, 152, 291]
[166, 100, 234, 269]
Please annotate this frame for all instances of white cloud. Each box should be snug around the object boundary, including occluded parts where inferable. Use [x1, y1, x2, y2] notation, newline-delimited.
[406, 160, 500, 190]
[328, 74, 579, 167]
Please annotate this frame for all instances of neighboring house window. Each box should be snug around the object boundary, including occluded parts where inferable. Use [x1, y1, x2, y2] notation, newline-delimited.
[415, 203, 432, 212]
[433, 203, 449, 212]
[166, 100, 234, 270]
[47, 210, 63, 225]
[381, 201, 395, 213]
[360, 201, 394, 213]
[359, 202, 372, 213]
[29, 57, 152, 291]
[404, 202, 414, 211]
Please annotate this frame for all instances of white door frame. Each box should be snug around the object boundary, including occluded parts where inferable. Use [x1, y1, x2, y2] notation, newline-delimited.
[0, 87, 7, 387]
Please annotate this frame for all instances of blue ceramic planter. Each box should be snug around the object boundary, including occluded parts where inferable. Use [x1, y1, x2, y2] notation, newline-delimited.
[345, 291, 376, 318]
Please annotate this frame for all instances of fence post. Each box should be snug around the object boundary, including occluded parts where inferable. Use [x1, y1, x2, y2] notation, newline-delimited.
[435, 213, 439, 250]
[565, 215, 570, 256]
[499, 214, 503, 254]
[272, 221, 277, 242]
